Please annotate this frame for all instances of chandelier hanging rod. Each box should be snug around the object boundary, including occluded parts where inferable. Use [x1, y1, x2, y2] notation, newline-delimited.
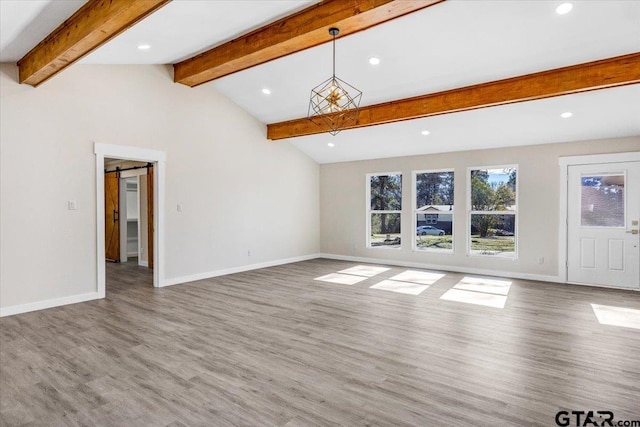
[330, 27, 338, 78]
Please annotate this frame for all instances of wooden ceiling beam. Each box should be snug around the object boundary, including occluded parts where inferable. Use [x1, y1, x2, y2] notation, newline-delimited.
[173, 0, 444, 87]
[267, 52, 640, 140]
[18, 0, 171, 87]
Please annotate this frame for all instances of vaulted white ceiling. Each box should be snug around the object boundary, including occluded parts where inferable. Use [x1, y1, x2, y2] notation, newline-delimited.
[2, 0, 639, 163]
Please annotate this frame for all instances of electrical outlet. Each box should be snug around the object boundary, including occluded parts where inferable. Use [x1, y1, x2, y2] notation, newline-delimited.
[68, 200, 76, 210]
[247, 250, 252, 257]
[177, 204, 182, 212]
[538, 256, 545, 265]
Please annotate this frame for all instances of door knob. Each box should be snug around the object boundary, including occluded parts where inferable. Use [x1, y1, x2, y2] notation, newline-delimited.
[627, 229, 639, 234]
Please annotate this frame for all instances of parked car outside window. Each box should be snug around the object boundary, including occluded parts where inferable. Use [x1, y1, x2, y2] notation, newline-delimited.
[416, 225, 445, 236]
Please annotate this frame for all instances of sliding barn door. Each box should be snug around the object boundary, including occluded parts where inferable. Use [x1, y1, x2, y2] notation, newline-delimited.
[147, 165, 154, 269]
[105, 171, 120, 262]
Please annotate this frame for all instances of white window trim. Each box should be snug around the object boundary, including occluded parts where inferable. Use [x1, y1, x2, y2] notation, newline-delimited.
[467, 164, 518, 259]
[366, 172, 403, 250]
[412, 168, 455, 254]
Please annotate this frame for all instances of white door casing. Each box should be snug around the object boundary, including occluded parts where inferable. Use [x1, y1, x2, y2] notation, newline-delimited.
[94, 143, 166, 296]
[567, 161, 639, 288]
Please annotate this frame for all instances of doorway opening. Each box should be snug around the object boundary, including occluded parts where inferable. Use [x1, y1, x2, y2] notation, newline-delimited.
[104, 159, 154, 289]
[95, 143, 166, 297]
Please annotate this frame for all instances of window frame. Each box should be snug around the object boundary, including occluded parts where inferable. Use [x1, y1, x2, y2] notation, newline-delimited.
[412, 168, 455, 254]
[466, 164, 519, 259]
[366, 172, 403, 250]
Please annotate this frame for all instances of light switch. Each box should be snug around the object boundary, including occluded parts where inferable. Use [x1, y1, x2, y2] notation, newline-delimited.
[68, 200, 77, 210]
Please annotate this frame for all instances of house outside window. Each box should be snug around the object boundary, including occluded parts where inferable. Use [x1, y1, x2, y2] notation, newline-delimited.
[414, 170, 454, 252]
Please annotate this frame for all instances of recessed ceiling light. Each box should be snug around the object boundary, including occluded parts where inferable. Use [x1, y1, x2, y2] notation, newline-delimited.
[261, 88, 271, 95]
[561, 111, 573, 118]
[421, 130, 430, 136]
[369, 57, 380, 65]
[137, 44, 151, 50]
[556, 2, 573, 15]
[328, 142, 335, 148]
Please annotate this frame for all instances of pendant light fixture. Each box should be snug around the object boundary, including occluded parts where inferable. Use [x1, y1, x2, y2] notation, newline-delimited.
[307, 27, 362, 136]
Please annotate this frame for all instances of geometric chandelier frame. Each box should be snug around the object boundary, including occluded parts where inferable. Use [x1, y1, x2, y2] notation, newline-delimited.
[308, 27, 362, 136]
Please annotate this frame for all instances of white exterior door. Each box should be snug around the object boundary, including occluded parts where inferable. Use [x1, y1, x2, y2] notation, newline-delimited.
[567, 161, 640, 288]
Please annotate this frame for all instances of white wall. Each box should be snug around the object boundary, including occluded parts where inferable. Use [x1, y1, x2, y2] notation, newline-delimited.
[320, 137, 640, 280]
[125, 177, 139, 257]
[125, 178, 138, 220]
[0, 64, 320, 312]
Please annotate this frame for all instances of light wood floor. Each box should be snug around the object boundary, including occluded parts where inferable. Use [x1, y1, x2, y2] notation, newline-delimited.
[1, 259, 639, 426]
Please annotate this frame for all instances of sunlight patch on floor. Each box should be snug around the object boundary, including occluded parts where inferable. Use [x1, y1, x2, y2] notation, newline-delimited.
[314, 273, 368, 285]
[370, 279, 429, 295]
[388, 270, 445, 285]
[591, 304, 640, 330]
[452, 276, 512, 295]
[440, 276, 512, 308]
[315, 265, 389, 286]
[338, 265, 390, 277]
[369, 270, 444, 295]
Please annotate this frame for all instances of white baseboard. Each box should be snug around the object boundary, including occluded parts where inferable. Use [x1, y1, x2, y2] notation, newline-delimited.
[1, 253, 582, 318]
[318, 253, 563, 284]
[565, 280, 639, 292]
[161, 253, 322, 287]
[0, 292, 101, 318]
[139, 260, 149, 267]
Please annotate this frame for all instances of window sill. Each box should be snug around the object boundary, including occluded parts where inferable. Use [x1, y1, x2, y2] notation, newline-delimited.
[413, 249, 454, 255]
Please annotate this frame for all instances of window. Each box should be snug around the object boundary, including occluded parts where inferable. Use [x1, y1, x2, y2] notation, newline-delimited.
[581, 175, 625, 227]
[425, 214, 438, 224]
[414, 170, 454, 252]
[468, 166, 517, 257]
[367, 173, 402, 248]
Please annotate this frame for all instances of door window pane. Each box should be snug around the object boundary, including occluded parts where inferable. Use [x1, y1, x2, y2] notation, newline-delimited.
[581, 175, 625, 227]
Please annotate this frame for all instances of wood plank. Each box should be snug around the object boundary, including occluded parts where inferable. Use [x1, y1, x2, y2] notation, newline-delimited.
[174, 0, 443, 87]
[1, 258, 639, 425]
[267, 52, 640, 140]
[17, 0, 171, 87]
[104, 171, 120, 262]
